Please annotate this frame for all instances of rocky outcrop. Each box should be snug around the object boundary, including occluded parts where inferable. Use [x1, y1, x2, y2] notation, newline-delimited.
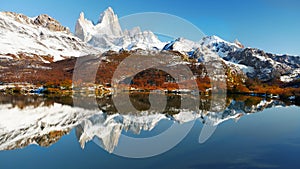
[34, 14, 70, 33]
[1, 12, 69, 33]
[75, 7, 165, 51]
[226, 48, 292, 81]
[1, 11, 34, 25]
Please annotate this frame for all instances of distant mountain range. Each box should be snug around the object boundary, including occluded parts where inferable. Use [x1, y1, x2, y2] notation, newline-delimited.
[0, 7, 300, 96]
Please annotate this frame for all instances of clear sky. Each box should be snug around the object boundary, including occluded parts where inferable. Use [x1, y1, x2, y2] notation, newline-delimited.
[1, 0, 300, 55]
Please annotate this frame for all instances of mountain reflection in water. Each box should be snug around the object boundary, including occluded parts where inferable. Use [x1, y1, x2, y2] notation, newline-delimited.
[0, 93, 292, 153]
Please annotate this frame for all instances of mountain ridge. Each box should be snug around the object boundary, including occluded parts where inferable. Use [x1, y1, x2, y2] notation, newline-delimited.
[0, 7, 300, 95]
[75, 7, 165, 51]
[0, 11, 99, 62]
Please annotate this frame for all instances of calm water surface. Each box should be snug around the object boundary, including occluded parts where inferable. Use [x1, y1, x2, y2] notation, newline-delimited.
[0, 93, 299, 169]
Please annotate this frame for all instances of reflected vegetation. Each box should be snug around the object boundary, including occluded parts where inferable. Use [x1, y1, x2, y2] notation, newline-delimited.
[0, 93, 298, 153]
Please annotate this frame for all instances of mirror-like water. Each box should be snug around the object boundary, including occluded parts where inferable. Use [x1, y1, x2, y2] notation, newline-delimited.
[0, 93, 299, 169]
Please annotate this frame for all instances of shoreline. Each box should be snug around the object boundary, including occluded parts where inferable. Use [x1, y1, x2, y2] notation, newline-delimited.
[0, 84, 298, 102]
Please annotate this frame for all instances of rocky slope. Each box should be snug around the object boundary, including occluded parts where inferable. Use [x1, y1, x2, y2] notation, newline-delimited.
[224, 48, 296, 81]
[163, 36, 300, 82]
[0, 11, 99, 62]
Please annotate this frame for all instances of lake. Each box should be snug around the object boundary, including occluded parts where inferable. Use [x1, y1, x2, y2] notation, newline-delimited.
[0, 93, 300, 169]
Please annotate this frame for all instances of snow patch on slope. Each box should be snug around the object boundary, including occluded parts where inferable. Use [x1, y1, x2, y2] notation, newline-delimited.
[224, 60, 254, 74]
[280, 68, 300, 82]
[0, 12, 99, 62]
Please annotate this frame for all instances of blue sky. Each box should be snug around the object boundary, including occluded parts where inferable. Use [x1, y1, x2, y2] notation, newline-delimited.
[1, 0, 300, 55]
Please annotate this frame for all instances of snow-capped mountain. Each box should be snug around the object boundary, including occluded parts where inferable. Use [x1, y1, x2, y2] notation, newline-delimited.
[1, 7, 300, 84]
[163, 37, 200, 53]
[163, 36, 242, 57]
[162, 35, 300, 82]
[224, 48, 299, 81]
[75, 7, 123, 42]
[162, 36, 249, 76]
[75, 7, 165, 51]
[0, 11, 99, 62]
